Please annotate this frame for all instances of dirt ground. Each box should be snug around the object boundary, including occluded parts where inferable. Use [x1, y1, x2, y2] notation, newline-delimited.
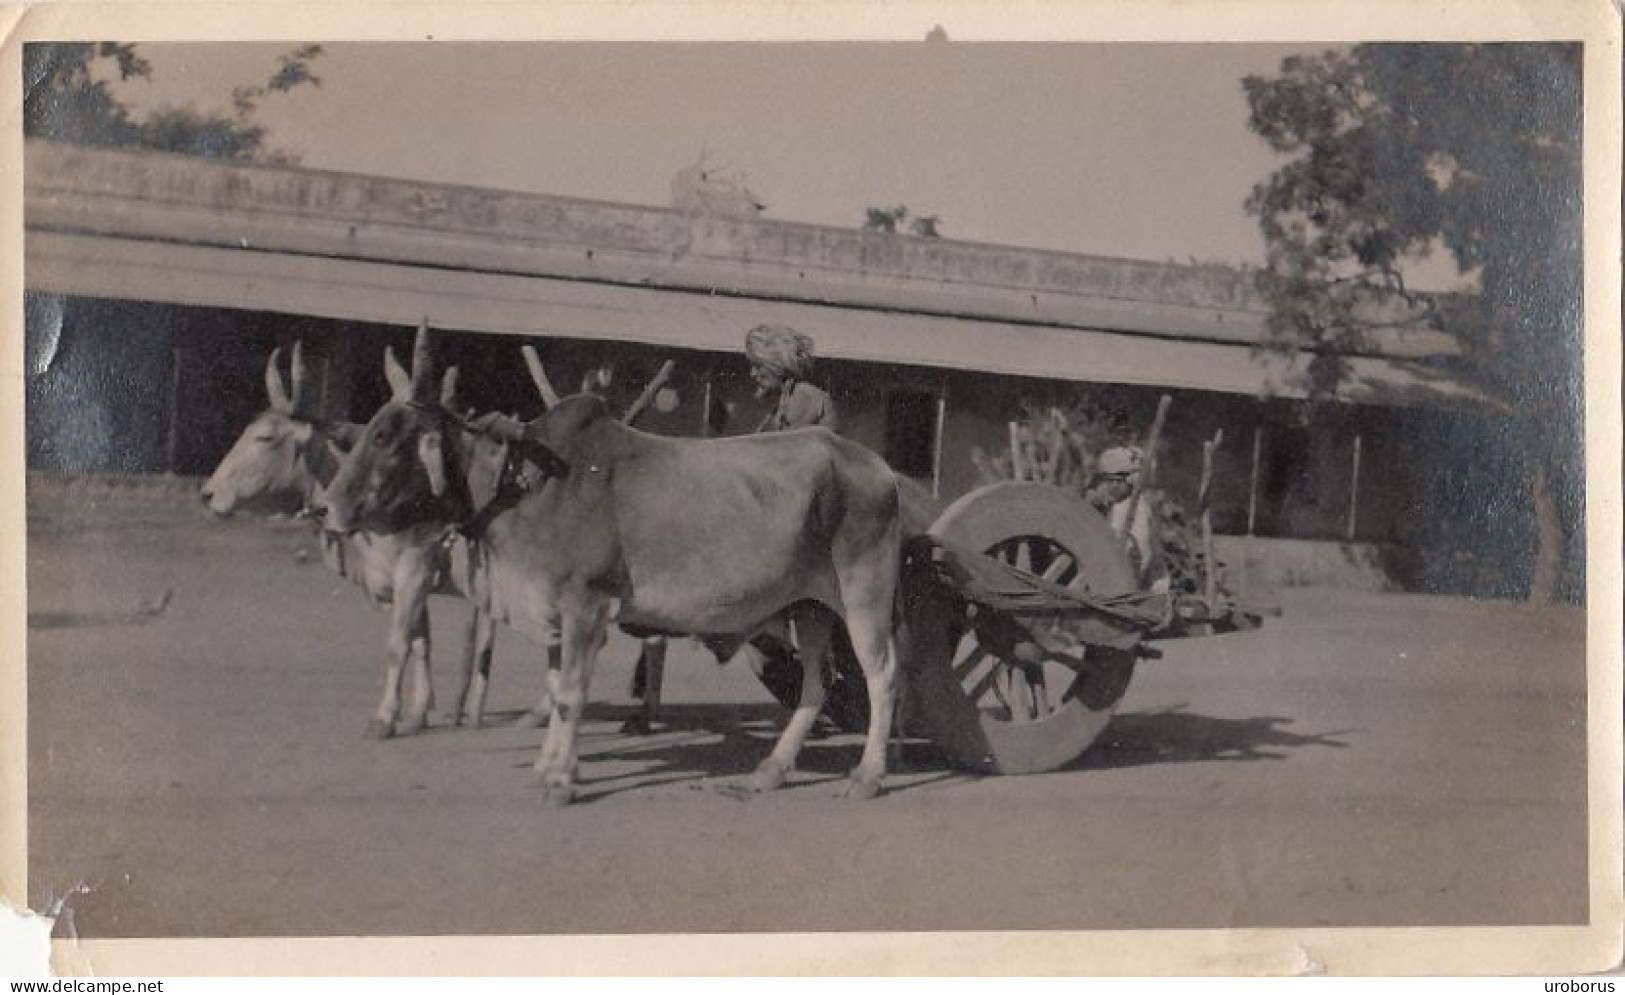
[24, 486, 1590, 938]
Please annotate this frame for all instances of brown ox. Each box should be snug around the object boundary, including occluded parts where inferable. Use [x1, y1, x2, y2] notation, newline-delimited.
[323, 329, 903, 805]
[201, 341, 497, 737]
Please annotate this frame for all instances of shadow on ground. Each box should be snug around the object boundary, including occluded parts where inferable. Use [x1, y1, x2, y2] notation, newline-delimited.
[478, 702, 976, 803]
[472, 700, 1351, 802]
[1072, 705, 1353, 771]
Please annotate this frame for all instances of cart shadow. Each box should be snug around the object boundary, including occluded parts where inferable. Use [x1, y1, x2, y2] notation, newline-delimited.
[1067, 705, 1354, 771]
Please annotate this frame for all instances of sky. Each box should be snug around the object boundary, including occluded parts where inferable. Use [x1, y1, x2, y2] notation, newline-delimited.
[106, 41, 1337, 269]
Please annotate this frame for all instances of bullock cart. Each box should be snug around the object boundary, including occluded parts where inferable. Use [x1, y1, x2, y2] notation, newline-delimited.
[753, 479, 1261, 776]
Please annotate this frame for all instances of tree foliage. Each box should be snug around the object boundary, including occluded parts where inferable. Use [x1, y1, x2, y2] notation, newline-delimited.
[1243, 44, 1584, 599]
[23, 42, 323, 164]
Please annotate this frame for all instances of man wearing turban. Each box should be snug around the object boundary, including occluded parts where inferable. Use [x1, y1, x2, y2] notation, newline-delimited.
[745, 324, 839, 433]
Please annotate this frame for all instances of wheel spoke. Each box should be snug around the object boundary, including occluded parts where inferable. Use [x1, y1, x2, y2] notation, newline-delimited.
[1013, 666, 1040, 721]
[1040, 555, 1073, 584]
[1028, 665, 1051, 716]
[953, 645, 995, 684]
[966, 661, 1004, 710]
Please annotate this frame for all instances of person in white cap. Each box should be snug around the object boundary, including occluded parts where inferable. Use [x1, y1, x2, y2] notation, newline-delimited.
[1087, 445, 1158, 585]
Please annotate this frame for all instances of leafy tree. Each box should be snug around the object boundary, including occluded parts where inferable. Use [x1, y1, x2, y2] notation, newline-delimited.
[24, 42, 322, 164]
[1243, 44, 1583, 601]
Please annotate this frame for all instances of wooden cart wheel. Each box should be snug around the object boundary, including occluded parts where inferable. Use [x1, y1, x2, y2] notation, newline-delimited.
[904, 482, 1140, 775]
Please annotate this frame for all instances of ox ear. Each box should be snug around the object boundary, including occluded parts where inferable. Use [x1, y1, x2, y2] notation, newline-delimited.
[409, 317, 436, 404]
[384, 346, 412, 401]
[417, 429, 449, 498]
[440, 365, 460, 410]
[289, 341, 312, 416]
[265, 347, 293, 413]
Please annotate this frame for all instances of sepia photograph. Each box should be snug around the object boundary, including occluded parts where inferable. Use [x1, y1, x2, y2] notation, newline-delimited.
[5, 1, 1620, 976]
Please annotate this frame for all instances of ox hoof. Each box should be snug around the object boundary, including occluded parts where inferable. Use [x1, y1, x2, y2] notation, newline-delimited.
[539, 782, 577, 809]
[363, 719, 395, 741]
[842, 776, 883, 801]
[620, 714, 652, 736]
[396, 716, 427, 737]
[513, 711, 548, 730]
[750, 758, 790, 793]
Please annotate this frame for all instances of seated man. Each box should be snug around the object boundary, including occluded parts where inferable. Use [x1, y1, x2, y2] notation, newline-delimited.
[1085, 446, 1161, 590]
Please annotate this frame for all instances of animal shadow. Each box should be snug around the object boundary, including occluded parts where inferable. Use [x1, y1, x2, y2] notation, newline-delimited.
[556, 702, 950, 803]
[1070, 705, 1352, 771]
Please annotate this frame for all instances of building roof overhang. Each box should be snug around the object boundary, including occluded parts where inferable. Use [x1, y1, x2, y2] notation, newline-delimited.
[23, 140, 1501, 413]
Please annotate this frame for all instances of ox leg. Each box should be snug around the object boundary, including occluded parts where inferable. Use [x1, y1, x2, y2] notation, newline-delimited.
[366, 598, 420, 739]
[445, 608, 494, 728]
[514, 648, 556, 729]
[396, 605, 434, 736]
[465, 611, 496, 727]
[844, 608, 899, 799]
[752, 612, 832, 793]
[534, 610, 606, 807]
[620, 636, 666, 736]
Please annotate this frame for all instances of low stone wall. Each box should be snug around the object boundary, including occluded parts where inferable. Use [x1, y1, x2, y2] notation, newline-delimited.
[26, 472, 213, 533]
[28, 470, 207, 507]
[1215, 535, 1405, 595]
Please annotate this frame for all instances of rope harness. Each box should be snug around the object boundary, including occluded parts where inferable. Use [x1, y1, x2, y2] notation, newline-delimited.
[398, 402, 571, 588]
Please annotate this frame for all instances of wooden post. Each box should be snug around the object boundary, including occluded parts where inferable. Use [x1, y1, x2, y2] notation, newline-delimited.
[1140, 395, 1172, 483]
[1118, 394, 1172, 570]
[166, 347, 184, 473]
[621, 359, 675, 426]
[1347, 433, 1363, 541]
[1200, 429, 1224, 607]
[1008, 421, 1025, 481]
[316, 352, 331, 421]
[699, 372, 714, 438]
[1046, 408, 1069, 486]
[1247, 425, 1263, 537]
[931, 378, 948, 500]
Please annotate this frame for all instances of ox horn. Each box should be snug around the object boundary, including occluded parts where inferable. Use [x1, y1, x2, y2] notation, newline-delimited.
[417, 430, 449, 498]
[384, 346, 412, 400]
[409, 317, 436, 403]
[265, 347, 293, 413]
[440, 365, 460, 410]
[521, 345, 561, 409]
[289, 341, 312, 416]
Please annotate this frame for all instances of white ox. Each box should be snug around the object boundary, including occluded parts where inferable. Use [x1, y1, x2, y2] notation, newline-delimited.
[202, 341, 495, 737]
[322, 327, 904, 806]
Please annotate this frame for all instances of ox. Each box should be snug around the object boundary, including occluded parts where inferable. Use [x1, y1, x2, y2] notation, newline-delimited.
[323, 328, 903, 805]
[201, 341, 498, 736]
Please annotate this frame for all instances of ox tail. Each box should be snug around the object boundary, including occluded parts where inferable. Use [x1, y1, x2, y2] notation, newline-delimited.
[892, 474, 942, 630]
